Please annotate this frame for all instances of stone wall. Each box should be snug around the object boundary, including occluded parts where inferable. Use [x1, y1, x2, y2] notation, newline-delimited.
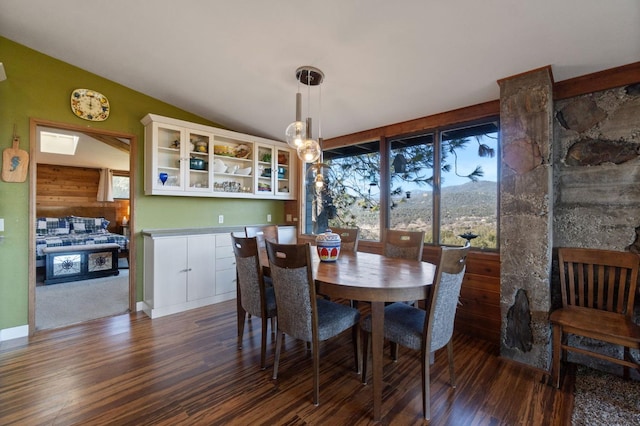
[552, 82, 640, 376]
[554, 83, 640, 252]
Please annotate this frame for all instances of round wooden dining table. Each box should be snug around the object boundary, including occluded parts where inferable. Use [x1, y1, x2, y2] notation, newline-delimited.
[312, 250, 436, 420]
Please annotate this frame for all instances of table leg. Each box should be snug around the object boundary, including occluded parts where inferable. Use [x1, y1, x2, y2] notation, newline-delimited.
[371, 301, 384, 421]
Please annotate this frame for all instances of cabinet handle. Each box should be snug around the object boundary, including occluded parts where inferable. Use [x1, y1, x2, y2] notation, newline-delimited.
[180, 268, 192, 272]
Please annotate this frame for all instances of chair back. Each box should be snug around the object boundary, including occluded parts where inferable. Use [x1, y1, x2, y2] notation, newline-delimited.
[425, 243, 470, 351]
[383, 229, 425, 261]
[231, 234, 267, 317]
[329, 227, 360, 252]
[266, 241, 317, 342]
[558, 247, 639, 316]
[245, 225, 279, 244]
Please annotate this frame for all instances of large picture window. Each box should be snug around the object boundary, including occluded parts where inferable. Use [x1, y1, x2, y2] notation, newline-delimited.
[303, 119, 499, 249]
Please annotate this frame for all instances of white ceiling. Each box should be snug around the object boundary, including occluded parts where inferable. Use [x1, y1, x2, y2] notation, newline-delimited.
[1, 1, 638, 141]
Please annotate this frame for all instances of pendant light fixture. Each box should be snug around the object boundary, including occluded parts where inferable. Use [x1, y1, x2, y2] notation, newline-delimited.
[285, 66, 323, 165]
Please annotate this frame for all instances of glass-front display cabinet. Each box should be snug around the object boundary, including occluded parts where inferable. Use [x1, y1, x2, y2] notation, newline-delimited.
[142, 113, 296, 200]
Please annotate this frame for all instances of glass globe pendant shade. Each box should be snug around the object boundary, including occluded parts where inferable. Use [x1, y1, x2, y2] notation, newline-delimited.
[285, 120, 307, 148]
[297, 139, 321, 163]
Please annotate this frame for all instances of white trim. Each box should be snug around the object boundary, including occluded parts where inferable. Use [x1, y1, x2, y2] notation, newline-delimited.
[0, 324, 29, 342]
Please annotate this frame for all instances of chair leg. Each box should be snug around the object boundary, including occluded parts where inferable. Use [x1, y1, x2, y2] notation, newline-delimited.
[352, 324, 361, 374]
[272, 331, 284, 380]
[422, 347, 431, 420]
[260, 317, 268, 370]
[313, 339, 320, 406]
[391, 342, 399, 361]
[447, 340, 456, 388]
[551, 324, 562, 388]
[361, 331, 371, 384]
[237, 312, 246, 349]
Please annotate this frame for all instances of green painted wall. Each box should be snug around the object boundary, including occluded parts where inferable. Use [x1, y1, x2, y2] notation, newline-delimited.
[0, 36, 285, 331]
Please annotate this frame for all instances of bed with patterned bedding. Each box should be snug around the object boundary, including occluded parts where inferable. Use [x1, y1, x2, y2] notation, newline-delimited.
[36, 216, 129, 283]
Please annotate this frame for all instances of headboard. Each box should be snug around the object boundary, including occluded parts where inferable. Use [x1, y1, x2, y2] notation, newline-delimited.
[36, 205, 119, 233]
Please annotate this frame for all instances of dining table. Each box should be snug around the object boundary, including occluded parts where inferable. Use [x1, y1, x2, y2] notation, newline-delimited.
[260, 247, 436, 421]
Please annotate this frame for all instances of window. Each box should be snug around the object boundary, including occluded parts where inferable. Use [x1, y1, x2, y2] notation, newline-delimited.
[303, 119, 499, 249]
[112, 174, 130, 199]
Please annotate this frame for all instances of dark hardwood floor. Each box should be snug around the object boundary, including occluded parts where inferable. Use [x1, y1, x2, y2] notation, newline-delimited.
[0, 300, 574, 425]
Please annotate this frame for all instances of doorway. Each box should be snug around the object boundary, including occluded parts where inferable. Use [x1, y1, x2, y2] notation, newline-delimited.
[28, 118, 137, 333]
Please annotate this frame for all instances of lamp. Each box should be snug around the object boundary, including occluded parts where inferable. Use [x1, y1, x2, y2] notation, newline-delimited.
[285, 66, 327, 187]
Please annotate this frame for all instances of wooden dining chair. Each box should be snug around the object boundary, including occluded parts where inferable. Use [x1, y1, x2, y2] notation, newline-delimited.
[383, 229, 425, 261]
[328, 227, 360, 253]
[550, 247, 640, 388]
[361, 242, 470, 420]
[265, 240, 361, 406]
[232, 234, 277, 370]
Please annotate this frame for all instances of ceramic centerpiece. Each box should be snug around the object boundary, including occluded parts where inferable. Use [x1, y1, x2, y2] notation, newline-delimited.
[316, 229, 341, 262]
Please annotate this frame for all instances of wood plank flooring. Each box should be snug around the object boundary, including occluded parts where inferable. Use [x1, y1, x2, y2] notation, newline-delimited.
[0, 300, 574, 425]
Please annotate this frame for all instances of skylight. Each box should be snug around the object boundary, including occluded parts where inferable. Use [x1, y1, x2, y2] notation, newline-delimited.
[40, 131, 79, 155]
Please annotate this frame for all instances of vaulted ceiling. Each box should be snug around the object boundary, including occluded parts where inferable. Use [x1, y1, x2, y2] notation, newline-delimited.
[1, 1, 638, 141]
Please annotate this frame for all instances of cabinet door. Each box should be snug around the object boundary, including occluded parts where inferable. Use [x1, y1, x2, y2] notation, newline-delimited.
[275, 147, 294, 198]
[185, 129, 214, 193]
[186, 234, 216, 301]
[215, 234, 237, 295]
[255, 144, 274, 195]
[149, 122, 186, 192]
[152, 237, 188, 308]
[212, 135, 254, 195]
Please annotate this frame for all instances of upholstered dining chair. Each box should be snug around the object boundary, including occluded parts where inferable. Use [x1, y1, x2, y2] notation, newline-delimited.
[383, 229, 425, 261]
[328, 227, 360, 253]
[265, 240, 361, 406]
[232, 234, 277, 370]
[361, 242, 470, 420]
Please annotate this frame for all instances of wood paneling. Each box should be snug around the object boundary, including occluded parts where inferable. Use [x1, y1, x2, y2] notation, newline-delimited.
[0, 300, 573, 425]
[36, 163, 129, 232]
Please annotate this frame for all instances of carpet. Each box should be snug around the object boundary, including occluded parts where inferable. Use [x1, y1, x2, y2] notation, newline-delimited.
[36, 270, 129, 330]
[572, 365, 640, 425]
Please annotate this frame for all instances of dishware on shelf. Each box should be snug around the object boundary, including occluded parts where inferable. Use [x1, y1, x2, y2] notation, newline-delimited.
[235, 166, 252, 176]
[213, 159, 227, 173]
[189, 158, 207, 170]
[159, 172, 168, 185]
[194, 141, 208, 153]
[235, 144, 251, 158]
[277, 167, 286, 179]
[316, 229, 341, 262]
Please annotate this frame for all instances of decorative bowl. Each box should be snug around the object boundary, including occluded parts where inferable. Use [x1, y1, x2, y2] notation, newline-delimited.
[316, 229, 341, 262]
[235, 166, 252, 176]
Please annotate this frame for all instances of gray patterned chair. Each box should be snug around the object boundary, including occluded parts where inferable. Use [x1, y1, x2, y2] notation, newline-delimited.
[361, 242, 470, 420]
[232, 234, 277, 370]
[328, 227, 360, 253]
[266, 240, 361, 406]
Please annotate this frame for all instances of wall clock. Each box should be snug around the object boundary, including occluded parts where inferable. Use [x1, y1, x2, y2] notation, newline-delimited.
[70, 88, 110, 121]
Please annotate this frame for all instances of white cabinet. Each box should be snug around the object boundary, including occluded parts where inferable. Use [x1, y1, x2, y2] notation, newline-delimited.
[143, 232, 233, 319]
[214, 234, 237, 296]
[142, 113, 296, 200]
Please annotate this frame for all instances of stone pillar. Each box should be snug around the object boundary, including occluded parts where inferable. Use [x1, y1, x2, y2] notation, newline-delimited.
[498, 67, 554, 369]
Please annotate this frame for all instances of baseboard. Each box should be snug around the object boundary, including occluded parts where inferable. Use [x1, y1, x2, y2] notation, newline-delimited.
[136, 301, 145, 312]
[0, 324, 29, 342]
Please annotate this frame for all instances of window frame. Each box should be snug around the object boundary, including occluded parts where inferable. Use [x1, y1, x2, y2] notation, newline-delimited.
[301, 114, 500, 251]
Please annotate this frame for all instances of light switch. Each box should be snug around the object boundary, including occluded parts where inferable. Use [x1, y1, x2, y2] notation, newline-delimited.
[0, 218, 4, 232]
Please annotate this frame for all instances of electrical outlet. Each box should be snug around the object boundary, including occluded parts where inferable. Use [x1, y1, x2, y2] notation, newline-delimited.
[267, 214, 272, 223]
[218, 215, 224, 224]
[0, 218, 4, 231]
[286, 214, 292, 222]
